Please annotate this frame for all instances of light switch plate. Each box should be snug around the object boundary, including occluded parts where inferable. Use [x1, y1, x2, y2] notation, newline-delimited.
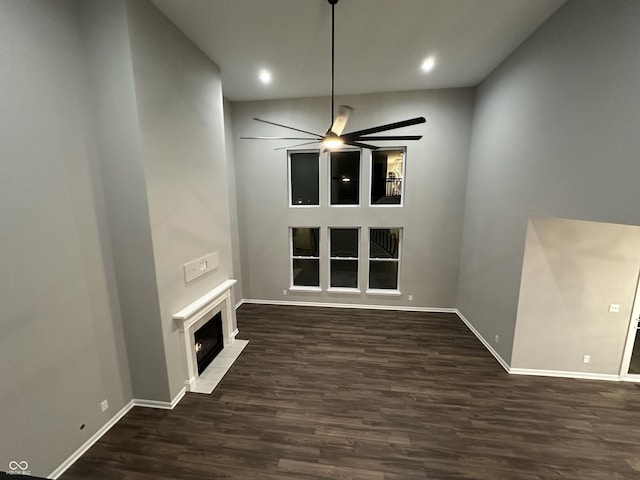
[184, 252, 219, 283]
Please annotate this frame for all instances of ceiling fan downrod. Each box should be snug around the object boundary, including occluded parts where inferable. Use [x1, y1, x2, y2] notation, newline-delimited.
[329, 0, 338, 126]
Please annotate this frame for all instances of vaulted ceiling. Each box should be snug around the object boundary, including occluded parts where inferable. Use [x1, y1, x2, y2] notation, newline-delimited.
[151, 0, 565, 101]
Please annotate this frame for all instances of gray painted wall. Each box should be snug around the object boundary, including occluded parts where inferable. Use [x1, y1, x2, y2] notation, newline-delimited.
[513, 217, 640, 374]
[81, 0, 170, 402]
[0, 0, 132, 476]
[458, 0, 640, 364]
[1, 0, 238, 474]
[6, 0, 639, 475]
[231, 89, 474, 308]
[224, 98, 245, 304]
[82, 0, 236, 403]
[125, 0, 235, 400]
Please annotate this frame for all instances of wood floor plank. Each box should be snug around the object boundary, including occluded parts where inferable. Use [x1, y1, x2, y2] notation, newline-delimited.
[62, 304, 640, 479]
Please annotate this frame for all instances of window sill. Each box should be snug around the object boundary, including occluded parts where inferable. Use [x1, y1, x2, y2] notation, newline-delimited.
[365, 289, 402, 296]
[289, 286, 322, 293]
[289, 205, 320, 208]
[327, 287, 361, 294]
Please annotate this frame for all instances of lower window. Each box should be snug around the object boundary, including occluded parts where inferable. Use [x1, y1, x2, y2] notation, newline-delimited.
[329, 227, 359, 289]
[291, 227, 320, 287]
[368, 228, 401, 290]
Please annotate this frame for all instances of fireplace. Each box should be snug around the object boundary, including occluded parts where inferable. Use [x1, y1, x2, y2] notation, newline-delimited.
[194, 311, 224, 374]
[173, 279, 238, 391]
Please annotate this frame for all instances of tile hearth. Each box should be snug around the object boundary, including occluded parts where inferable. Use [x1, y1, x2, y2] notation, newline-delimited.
[190, 339, 249, 394]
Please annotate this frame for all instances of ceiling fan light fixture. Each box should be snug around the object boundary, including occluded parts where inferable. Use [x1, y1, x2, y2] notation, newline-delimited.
[322, 135, 344, 150]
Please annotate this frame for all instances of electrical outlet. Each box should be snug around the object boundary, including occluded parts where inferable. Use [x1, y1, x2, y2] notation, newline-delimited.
[408, 294, 413, 301]
[583, 354, 590, 363]
[494, 335, 499, 343]
[609, 304, 620, 313]
[100, 400, 109, 412]
[282, 290, 287, 296]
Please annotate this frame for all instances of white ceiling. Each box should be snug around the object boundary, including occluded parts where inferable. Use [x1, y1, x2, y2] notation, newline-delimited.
[151, 0, 566, 102]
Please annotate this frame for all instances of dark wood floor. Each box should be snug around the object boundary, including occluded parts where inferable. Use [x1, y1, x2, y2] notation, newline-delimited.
[63, 304, 640, 479]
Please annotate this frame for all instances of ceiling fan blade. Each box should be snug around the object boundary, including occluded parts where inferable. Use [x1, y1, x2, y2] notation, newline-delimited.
[343, 117, 426, 138]
[241, 136, 320, 140]
[253, 118, 323, 138]
[330, 105, 353, 136]
[273, 140, 321, 151]
[345, 141, 380, 150]
[356, 135, 423, 141]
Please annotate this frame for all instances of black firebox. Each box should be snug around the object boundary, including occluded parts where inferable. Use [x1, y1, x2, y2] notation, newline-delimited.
[194, 311, 224, 374]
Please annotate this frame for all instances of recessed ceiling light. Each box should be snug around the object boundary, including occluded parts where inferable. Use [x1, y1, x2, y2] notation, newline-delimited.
[258, 69, 272, 84]
[421, 57, 435, 73]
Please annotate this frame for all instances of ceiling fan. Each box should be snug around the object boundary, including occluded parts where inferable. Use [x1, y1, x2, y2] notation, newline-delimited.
[241, 0, 426, 151]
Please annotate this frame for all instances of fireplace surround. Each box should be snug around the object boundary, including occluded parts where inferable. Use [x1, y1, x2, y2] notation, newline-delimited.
[173, 279, 238, 391]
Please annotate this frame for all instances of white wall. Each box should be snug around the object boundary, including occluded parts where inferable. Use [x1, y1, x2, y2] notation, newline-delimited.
[232, 89, 474, 308]
[0, 0, 132, 476]
[458, 0, 640, 365]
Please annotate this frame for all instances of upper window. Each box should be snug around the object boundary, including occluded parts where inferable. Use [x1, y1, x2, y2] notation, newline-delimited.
[329, 228, 359, 290]
[330, 150, 360, 206]
[370, 148, 405, 206]
[291, 227, 320, 288]
[368, 228, 402, 291]
[289, 151, 320, 206]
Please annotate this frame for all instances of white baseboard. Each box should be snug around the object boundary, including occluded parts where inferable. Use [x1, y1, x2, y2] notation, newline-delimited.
[454, 309, 510, 373]
[455, 310, 624, 382]
[133, 387, 186, 410]
[509, 368, 621, 382]
[235, 299, 244, 309]
[241, 298, 456, 313]
[49, 400, 135, 478]
[231, 328, 239, 338]
[49, 387, 187, 478]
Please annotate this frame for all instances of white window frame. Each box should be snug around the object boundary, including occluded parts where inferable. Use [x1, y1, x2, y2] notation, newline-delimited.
[290, 227, 322, 292]
[366, 227, 402, 295]
[288, 150, 321, 208]
[368, 147, 406, 208]
[329, 148, 362, 208]
[328, 227, 360, 293]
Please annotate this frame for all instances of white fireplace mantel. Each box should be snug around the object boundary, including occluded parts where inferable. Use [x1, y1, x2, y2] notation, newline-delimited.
[173, 278, 238, 390]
